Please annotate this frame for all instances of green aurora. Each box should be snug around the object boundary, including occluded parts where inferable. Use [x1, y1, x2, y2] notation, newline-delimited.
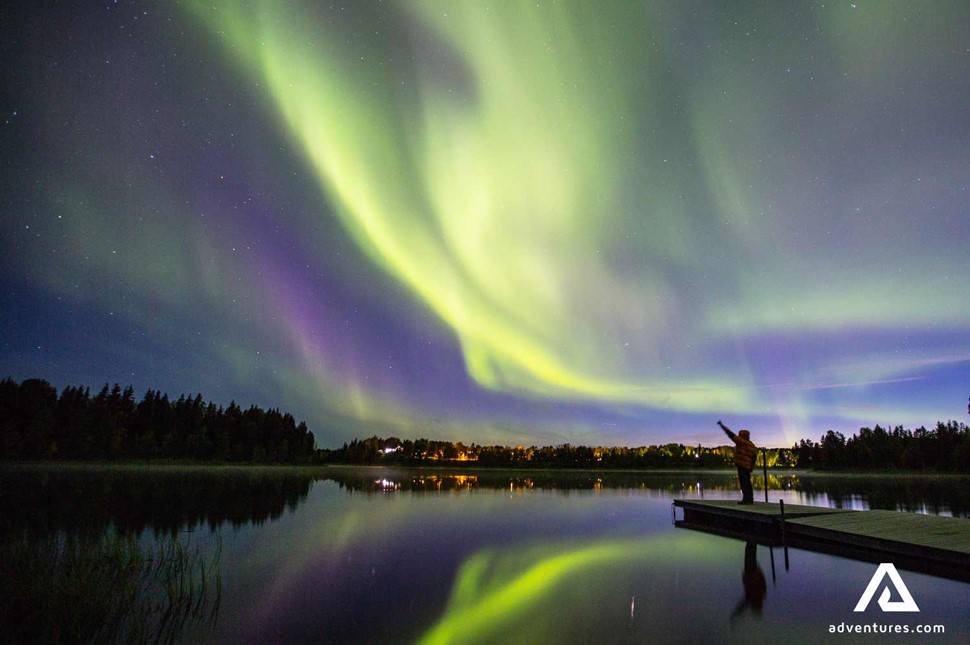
[3, 0, 967, 446]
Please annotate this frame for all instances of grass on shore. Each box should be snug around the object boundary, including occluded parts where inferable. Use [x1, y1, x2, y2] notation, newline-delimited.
[0, 528, 221, 644]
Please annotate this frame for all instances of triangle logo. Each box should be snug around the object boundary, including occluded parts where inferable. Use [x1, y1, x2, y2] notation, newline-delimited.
[853, 563, 920, 612]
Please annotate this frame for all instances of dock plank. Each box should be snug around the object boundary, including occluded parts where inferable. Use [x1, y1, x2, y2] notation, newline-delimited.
[674, 499, 851, 519]
[673, 499, 970, 577]
[786, 510, 970, 555]
[672, 499, 970, 581]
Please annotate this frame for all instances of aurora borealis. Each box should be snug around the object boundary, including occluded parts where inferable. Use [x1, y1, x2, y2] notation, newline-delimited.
[2, 1, 967, 447]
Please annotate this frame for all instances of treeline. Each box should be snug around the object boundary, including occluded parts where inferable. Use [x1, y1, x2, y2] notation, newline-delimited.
[320, 436, 797, 469]
[323, 423, 970, 472]
[0, 378, 316, 463]
[792, 422, 970, 472]
[3, 376, 967, 472]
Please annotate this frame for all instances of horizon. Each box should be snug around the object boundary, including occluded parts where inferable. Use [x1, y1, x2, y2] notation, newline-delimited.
[2, 2, 968, 450]
[4, 374, 965, 454]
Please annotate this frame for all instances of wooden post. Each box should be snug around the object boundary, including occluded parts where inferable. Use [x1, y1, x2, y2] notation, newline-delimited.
[768, 545, 776, 583]
[780, 499, 790, 571]
[763, 448, 769, 503]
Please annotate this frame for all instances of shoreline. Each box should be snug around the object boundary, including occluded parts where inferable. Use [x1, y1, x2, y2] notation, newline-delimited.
[2, 461, 967, 477]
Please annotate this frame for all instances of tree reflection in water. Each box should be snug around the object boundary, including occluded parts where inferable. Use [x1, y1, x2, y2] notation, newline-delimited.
[2, 464, 968, 642]
[0, 464, 316, 643]
[328, 470, 970, 517]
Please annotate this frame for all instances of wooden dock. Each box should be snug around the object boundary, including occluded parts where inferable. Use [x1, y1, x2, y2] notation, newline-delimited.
[673, 499, 970, 582]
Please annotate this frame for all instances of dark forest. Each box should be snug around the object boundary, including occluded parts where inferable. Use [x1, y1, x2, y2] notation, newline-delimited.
[2, 378, 967, 471]
[0, 378, 316, 463]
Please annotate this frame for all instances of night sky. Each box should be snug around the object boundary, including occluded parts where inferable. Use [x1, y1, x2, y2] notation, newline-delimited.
[2, 1, 968, 448]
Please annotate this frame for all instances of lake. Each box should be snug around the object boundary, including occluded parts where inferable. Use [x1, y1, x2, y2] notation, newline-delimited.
[1, 465, 968, 644]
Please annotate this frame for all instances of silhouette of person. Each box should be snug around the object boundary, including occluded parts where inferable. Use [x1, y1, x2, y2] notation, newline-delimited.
[718, 420, 757, 504]
[731, 542, 767, 619]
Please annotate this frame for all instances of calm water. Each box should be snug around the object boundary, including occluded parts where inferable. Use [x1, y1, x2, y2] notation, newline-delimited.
[2, 465, 968, 644]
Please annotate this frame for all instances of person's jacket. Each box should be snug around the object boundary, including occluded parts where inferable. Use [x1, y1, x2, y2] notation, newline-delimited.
[721, 426, 757, 470]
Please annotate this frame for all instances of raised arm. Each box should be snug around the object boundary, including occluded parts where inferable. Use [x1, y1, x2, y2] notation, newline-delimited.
[717, 420, 736, 440]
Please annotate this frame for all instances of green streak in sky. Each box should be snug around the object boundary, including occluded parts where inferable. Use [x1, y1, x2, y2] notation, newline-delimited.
[185, 0, 754, 414]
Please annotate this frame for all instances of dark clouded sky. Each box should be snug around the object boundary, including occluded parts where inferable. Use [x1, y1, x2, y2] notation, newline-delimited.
[2, 1, 968, 448]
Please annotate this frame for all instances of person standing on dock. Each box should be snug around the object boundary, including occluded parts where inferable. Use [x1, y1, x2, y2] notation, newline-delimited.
[718, 420, 757, 504]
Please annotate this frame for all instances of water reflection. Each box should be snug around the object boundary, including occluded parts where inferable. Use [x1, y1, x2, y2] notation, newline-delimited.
[1, 529, 220, 644]
[328, 469, 970, 517]
[0, 465, 302, 643]
[4, 465, 968, 533]
[732, 542, 767, 620]
[0, 464, 317, 535]
[793, 476, 970, 517]
[2, 465, 969, 643]
[416, 532, 726, 645]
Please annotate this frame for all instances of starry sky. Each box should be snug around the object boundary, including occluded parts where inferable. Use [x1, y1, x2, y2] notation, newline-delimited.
[2, 1, 968, 448]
